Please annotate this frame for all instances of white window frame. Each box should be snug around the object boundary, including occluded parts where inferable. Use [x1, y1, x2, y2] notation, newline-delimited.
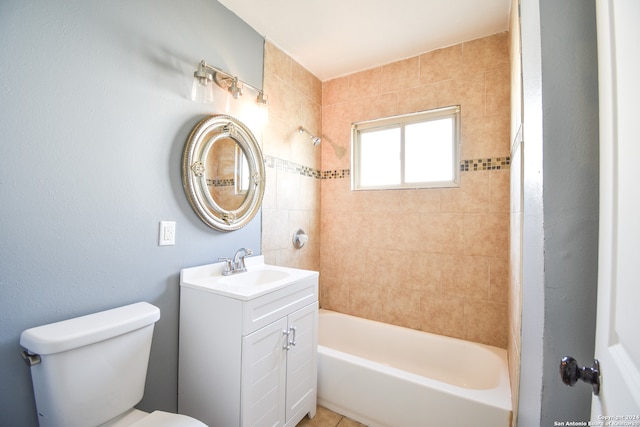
[351, 105, 461, 190]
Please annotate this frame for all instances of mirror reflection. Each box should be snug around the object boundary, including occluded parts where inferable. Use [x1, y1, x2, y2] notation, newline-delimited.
[204, 137, 249, 211]
[182, 115, 265, 232]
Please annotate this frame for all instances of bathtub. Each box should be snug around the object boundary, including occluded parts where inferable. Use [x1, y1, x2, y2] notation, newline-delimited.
[317, 309, 512, 427]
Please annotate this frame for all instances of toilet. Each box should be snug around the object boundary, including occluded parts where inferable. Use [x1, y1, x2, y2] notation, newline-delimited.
[20, 302, 207, 427]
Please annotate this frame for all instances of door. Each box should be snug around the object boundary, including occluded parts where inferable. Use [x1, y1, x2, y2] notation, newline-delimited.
[285, 303, 318, 424]
[592, 0, 640, 418]
[241, 317, 288, 427]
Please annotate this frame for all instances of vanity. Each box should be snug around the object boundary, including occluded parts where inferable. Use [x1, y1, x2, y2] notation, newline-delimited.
[178, 255, 319, 427]
[179, 114, 317, 425]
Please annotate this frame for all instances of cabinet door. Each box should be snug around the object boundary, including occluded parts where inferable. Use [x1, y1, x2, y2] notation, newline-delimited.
[285, 302, 318, 422]
[241, 316, 288, 427]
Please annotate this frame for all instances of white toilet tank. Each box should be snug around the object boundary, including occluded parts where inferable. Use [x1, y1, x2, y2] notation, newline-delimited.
[20, 302, 161, 427]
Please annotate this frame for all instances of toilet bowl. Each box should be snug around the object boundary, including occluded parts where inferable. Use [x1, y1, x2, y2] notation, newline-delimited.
[20, 302, 207, 427]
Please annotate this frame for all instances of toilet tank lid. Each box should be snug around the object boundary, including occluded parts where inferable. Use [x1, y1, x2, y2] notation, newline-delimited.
[20, 302, 160, 355]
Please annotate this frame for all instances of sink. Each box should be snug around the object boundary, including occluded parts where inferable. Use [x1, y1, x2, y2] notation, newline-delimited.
[180, 255, 318, 300]
[219, 269, 290, 286]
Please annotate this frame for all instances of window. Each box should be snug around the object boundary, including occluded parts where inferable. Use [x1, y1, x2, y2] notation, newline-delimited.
[351, 105, 460, 190]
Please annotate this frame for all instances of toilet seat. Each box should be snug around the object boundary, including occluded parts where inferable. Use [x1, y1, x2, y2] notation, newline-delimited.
[131, 411, 207, 427]
[101, 409, 207, 427]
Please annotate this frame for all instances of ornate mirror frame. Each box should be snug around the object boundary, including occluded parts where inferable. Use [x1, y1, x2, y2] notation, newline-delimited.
[182, 115, 265, 232]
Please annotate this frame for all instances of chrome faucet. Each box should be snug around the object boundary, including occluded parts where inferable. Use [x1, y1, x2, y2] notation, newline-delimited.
[219, 248, 253, 276]
[233, 247, 252, 271]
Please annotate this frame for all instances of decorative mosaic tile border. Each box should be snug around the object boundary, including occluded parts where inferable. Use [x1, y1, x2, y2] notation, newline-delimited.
[206, 178, 234, 187]
[460, 157, 511, 171]
[264, 155, 510, 180]
[322, 169, 350, 180]
[264, 155, 322, 179]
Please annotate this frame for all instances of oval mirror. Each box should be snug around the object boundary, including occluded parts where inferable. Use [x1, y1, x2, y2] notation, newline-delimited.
[182, 115, 265, 232]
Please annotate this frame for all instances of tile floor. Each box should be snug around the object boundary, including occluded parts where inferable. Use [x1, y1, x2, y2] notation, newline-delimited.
[296, 406, 367, 427]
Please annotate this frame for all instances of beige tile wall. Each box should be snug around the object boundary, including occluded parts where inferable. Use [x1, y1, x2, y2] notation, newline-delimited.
[320, 32, 511, 348]
[263, 33, 511, 349]
[261, 41, 322, 271]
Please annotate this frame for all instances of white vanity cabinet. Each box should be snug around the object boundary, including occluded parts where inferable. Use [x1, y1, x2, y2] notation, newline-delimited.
[241, 302, 317, 427]
[178, 258, 318, 427]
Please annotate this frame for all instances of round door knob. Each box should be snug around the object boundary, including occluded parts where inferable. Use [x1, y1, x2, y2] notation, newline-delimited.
[559, 356, 600, 395]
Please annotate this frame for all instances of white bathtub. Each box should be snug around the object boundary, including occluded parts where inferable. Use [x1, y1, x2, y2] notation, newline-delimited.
[317, 309, 512, 427]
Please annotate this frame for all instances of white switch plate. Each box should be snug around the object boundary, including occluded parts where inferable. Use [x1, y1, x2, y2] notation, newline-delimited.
[159, 221, 176, 246]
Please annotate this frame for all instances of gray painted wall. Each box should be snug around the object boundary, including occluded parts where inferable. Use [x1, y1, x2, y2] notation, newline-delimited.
[0, 1, 264, 425]
[519, 0, 599, 424]
[539, 0, 599, 423]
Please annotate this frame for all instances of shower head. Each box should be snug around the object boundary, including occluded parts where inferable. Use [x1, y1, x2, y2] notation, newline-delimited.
[298, 126, 321, 146]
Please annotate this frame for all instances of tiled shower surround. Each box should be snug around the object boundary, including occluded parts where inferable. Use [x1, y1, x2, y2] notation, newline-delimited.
[262, 32, 510, 348]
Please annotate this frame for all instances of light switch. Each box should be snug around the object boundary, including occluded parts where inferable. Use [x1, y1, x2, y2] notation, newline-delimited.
[159, 221, 176, 246]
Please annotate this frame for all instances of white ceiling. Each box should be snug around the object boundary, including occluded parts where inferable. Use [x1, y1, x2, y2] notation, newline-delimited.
[217, 0, 512, 81]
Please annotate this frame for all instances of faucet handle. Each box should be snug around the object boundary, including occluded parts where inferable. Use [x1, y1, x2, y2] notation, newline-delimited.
[218, 257, 233, 275]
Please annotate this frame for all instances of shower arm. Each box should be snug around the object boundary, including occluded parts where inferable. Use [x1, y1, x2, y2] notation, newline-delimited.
[298, 126, 321, 146]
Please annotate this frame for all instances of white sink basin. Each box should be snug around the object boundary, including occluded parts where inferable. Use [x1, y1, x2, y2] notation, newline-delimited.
[219, 269, 290, 286]
[180, 256, 318, 300]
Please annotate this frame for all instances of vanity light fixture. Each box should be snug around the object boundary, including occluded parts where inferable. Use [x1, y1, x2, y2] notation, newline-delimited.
[191, 60, 268, 116]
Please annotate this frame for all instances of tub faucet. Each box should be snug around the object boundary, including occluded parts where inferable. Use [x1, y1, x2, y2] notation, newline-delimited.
[219, 248, 253, 276]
